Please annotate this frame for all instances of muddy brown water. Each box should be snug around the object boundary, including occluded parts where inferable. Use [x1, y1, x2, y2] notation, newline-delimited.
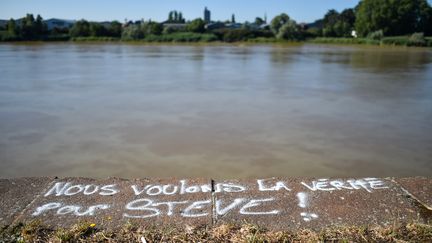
[0, 43, 431, 178]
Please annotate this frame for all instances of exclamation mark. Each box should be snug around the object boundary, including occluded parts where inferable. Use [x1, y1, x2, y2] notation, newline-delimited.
[297, 192, 318, 222]
[297, 192, 307, 208]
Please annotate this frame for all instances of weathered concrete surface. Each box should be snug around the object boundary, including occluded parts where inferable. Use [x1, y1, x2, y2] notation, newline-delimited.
[213, 178, 421, 230]
[0, 177, 430, 230]
[0, 177, 54, 227]
[16, 177, 212, 228]
[394, 177, 432, 210]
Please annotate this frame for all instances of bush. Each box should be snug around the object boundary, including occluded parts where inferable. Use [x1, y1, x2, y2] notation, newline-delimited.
[367, 30, 384, 40]
[426, 37, 432, 47]
[408, 32, 426, 46]
[381, 36, 409, 46]
[310, 37, 379, 45]
[121, 25, 144, 40]
[186, 19, 205, 33]
[0, 31, 21, 41]
[377, 34, 428, 47]
[143, 32, 217, 42]
[148, 22, 163, 35]
[71, 36, 120, 42]
[246, 37, 278, 43]
[305, 27, 323, 38]
[222, 29, 255, 42]
[276, 20, 303, 41]
[163, 26, 176, 35]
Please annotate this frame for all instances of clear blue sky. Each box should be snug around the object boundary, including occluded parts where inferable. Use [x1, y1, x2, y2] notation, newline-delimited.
[0, 0, 429, 23]
[0, 0, 360, 23]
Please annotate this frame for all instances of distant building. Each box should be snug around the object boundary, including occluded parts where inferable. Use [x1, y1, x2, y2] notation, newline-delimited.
[0, 20, 7, 28]
[44, 19, 75, 30]
[205, 22, 225, 30]
[204, 7, 211, 23]
[225, 23, 242, 29]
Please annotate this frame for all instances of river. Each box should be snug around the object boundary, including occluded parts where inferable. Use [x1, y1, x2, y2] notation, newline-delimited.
[0, 43, 431, 178]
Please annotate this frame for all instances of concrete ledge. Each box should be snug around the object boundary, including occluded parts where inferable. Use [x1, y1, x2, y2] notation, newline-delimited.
[0, 177, 431, 230]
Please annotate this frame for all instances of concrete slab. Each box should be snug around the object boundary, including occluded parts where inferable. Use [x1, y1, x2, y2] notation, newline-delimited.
[0, 177, 54, 227]
[394, 177, 432, 210]
[1, 177, 429, 231]
[213, 178, 421, 230]
[16, 177, 213, 229]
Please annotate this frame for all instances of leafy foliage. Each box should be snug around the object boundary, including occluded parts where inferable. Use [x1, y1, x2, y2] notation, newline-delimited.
[254, 17, 265, 26]
[143, 32, 218, 42]
[187, 18, 206, 33]
[1, 6, 431, 44]
[322, 9, 355, 37]
[408, 32, 426, 46]
[367, 30, 384, 40]
[355, 0, 432, 37]
[270, 13, 290, 35]
[69, 20, 90, 37]
[277, 20, 303, 40]
[121, 25, 144, 40]
[167, 10, 185, 23]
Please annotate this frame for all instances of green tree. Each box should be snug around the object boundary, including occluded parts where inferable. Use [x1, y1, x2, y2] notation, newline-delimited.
[108, 21, 122, 37]
[340, 9, 356, 26]
[167, 10, 185, 23]
[21, 14, 36, 39]
[149, 22, 163, 35]
[69, 20, 90, 37]
[7, 18, 18, 35]
[355, 0, 432, 37]
[187, 18, 205, 33]
[168, 11, 174, 23]
[322, 9, 355, 37]
[35, 14, 46, 35]
[178, 12, 185, 23]
[254, 17, 265, 26]
[270, 13, 290, 35]
[418, 1, 432, 35]
[121, 25, 144, 40]
[322, 10, 339, 37]
[89, 22, 107, 37]
[276, 20, 302, 40]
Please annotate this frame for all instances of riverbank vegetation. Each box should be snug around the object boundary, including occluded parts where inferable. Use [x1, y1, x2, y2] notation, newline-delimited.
[1, 0, 431, 47]
[1, 220, 431, 242]
[310, 35, 432, 47]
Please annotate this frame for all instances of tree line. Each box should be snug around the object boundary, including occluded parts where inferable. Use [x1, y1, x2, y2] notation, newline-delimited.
[3, 14, 48, 40]
[1, 0, 431, 43]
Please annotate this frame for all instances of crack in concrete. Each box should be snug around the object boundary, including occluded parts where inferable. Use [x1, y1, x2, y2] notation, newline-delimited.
[390, 178, 432, 222]
[210, 179, 216, 225]
[10, 178, 57, 226]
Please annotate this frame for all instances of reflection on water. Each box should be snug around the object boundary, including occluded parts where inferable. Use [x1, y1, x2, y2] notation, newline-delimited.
[0, 43, 431, 178]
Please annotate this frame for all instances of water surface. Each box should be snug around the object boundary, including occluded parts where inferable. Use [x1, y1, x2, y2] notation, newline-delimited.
[1, 43, 431, 178]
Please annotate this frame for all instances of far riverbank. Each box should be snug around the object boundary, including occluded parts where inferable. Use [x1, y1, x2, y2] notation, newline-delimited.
[1, 36, 432, 48]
